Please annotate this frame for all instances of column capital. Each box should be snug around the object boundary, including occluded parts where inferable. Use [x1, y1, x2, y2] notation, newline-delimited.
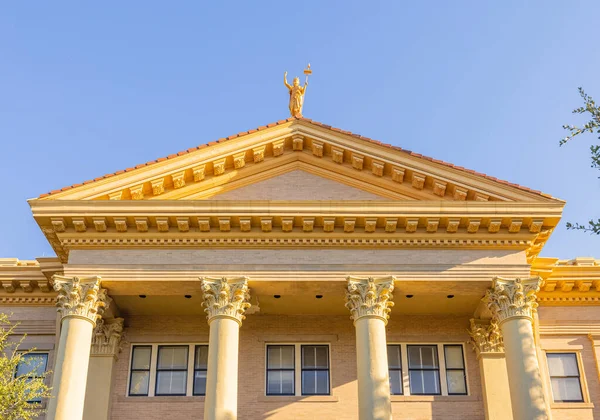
[91, 317, 125, 357]
[345, 276, 395, 325]
[52, 275, 108, 326]
[200, 276, 251, 325]
[485, 276, 542, 324]
[468, 318, 504, 358]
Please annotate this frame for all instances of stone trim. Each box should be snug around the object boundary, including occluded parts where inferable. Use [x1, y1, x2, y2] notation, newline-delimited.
[468, 318, 504, 357]
[91, 317, 125, 356]
[52, 275, 107, 325]
[485, 276, 542, 324]
[200, 276, 251, 325]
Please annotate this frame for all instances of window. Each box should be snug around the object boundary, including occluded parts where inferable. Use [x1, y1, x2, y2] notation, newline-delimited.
[127, 344, 207, 397]
[129, 346, 151, 396]
[301, 345, 330, 395]
[547, 353, 584, 403]
[15, 353, 48, 403]
[265, 344, 330, 396]
[266, 345, 295, 395]
[387, 345, 403, 395]
[444, 345, 467, 395]
[388, 343, 467, 396]
[408, 345, 441, 395]
[193, 345, 209, 396]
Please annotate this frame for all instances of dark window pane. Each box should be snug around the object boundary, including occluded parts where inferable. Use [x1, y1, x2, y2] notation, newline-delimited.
[389, 369, 403, 395]
[131, 347, 152, 370]
[302, 370, 329, 395]
[193, 370, 207, 395]
[16, 354, 48, 377]
[302, 346, 328, 369]
[444, 346, 465, 369]
[267, 370, 294, 395]
[387, 345, 402, 369]
[446, 370, 467, 394]
[156, 371, 187, 395]
[157, 346, 188, 370]
[129, 371, 150, 395]
[408, 346, 438, 369]
[268, 346, 295, 369]
[195, 346, 208, 369]
[409, 370, 440, 395]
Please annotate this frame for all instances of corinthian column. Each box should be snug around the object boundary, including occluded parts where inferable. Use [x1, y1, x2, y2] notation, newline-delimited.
[468, 319, 513, 420]
[48, 276, 107, 420]
[485, 277, 548, 420]
[201, 277, 251, 420]
[83, 317, 125, 420]
[345, 276, 395, 420]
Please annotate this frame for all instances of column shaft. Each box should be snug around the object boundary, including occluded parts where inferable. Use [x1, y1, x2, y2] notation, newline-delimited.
[478, 353, 513, 420]
[354, 317, 392, 420]
[47, 317, 94, 420]
[83, 356, 116, 420]
[501, 318, 548, 420]
[204, 317, 241, 420]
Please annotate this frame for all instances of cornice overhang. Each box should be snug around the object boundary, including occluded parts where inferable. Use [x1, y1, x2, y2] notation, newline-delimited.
[532, 257, 600, 305]
[30, 199, 563, 263]
[0, 258, 62, 305]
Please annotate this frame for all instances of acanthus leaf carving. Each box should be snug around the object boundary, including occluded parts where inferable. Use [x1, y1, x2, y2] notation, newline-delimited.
[52, 275, 108, 325]
[91, 317, 125, 356]
[200, 276, 251, 325]
[468, 318, 504, 357]
[485, 276, 542, 324]
[345, 276, 395, 324]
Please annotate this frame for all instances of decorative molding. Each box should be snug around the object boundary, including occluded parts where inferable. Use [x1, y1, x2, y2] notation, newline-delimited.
[177, 217, 190, 232]
[433, 180, 447, 197]
[411, 173, 426, 190]
[151, 179, 165, 196]
[253, 146, 266, 163]
[0, 296, 56, 305]
[129, 185, 144, 200]
[453, 186, 468, 201]
[213, 159, 226, 176]
[332, 147, 344, 164]
[93, 218, 107, 233]
[52, 275, 107, 325]
[91, 317, 125, 357]
[468, 318, 504, 357]
[391, 167, 405, 183]
[233, 152, 246, 169]
[405, 219, 418, 233]
[311, 140, 324, 157]
[200, 276, 251, 325]
[485, 276, 542, 324]
[193, 165, 206, 182]
[292, 134, 304, 151]
[372, 160, 384, 177]
[272, 140, 285, 157]
[488, 219, 502, 233]
[351, 154, 364, 170]
[447, 218, 460, 233]
[345, 276, 395, 324]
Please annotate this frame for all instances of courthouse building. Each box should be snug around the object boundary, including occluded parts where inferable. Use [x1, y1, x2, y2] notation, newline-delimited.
[2, 115, 600, 420]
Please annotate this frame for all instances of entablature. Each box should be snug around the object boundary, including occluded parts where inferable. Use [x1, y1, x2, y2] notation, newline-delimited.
[532, 257, 600, 305]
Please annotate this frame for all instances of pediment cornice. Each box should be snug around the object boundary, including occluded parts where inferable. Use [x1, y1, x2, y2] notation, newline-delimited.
[33, 119, 562, 203]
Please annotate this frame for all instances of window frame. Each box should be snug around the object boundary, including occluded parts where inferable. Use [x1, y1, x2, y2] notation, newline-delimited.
[126, 343, 207, 397]
[15, 352, 49, 404]
[154, 345, 189, 397]
[387, 343, 469, 397]
[128, 345, 152, 397]
[407, 344, 442, 396]
[546, 351, 585, 403]
[387, 344, 403, 395]
[443, 344, 468, 396]
[300, 344, 330, 396]
[266, 345, 296, 396]
[264, 343, 331, 397]
[192, 345, 209, 396]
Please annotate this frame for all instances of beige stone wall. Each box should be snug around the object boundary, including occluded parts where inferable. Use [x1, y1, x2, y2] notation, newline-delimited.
[538, 306, 600, 420]
[109, 314, 484, 420]
[208, 170, 391, 201]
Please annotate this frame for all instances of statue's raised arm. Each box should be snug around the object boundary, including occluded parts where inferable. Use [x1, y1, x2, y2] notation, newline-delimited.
[284, 72, 292, 90]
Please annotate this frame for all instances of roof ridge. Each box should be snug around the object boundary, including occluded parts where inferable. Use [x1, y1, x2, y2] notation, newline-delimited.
[38, 116, 556, 199]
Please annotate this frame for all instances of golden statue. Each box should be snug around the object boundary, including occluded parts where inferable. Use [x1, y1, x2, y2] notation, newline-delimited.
[284, 64, 312, 117]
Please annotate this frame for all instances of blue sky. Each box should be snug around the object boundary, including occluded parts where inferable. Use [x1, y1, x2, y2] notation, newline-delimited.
[1, 1, 598, 259]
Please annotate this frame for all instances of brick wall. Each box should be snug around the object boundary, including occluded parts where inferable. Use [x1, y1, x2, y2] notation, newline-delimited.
[110, 314, 485, 420]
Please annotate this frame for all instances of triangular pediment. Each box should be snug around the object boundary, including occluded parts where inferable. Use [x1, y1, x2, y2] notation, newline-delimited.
[34, 118, 561, 203]
[30, 118, 565, 265]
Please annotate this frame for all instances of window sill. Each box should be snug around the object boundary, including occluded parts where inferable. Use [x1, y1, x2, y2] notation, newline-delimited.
[116, 396, 205, 403]
[550, 402, 594, 409]
[257, 395, 339, 403]
[391, 395, 479, 402]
